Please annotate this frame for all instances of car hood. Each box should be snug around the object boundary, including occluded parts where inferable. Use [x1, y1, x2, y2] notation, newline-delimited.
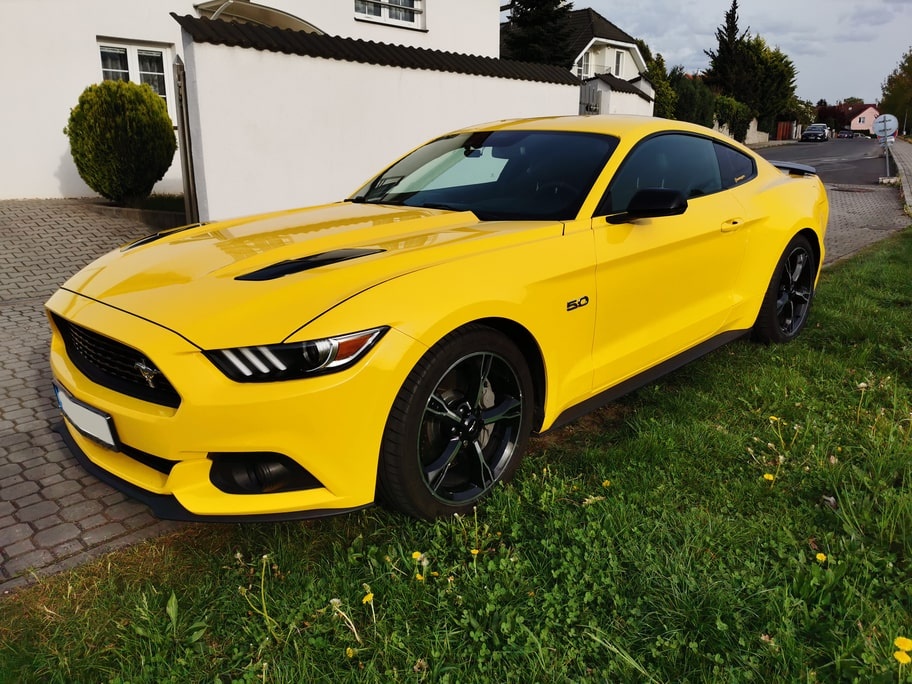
[59, 202, 562, 348]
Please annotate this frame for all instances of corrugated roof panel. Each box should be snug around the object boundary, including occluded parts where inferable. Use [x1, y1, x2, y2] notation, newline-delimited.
[171, 14, 579, 85]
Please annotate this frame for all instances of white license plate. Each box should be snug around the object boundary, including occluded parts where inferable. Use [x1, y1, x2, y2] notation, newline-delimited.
[54, 384, 119, 450]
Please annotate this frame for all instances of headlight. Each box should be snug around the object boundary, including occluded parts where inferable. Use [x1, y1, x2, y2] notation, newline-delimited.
[205, 327, 388, 382]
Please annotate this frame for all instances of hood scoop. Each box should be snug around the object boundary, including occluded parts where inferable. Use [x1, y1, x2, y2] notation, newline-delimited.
[236, 247, 386, 281]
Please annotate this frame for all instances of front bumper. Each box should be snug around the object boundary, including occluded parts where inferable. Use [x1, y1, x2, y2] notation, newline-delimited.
[47, 289, 416, 520]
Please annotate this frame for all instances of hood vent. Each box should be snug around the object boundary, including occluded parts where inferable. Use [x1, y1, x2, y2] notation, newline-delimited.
[236, 247, 385, 281]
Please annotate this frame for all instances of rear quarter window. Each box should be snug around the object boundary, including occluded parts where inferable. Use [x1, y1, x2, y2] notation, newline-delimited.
[714, 143, 756, 189]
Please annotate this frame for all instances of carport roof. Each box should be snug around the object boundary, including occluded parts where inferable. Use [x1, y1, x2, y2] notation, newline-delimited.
[171, 14, 580, 85]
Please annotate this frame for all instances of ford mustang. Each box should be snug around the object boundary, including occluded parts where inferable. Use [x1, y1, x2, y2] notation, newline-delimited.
[47, 116, 828, 521]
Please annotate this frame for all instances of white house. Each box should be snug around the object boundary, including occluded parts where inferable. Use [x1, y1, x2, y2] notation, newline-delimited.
[1, 0, 577, 217]
[568, 8, 653, 116]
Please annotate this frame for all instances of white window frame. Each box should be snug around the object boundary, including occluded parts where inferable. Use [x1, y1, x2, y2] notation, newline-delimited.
[354, 0, 425, 30]
[97, 39, 175, 121]
[576, 52, 590, 79]
[615, 51, 624, 77]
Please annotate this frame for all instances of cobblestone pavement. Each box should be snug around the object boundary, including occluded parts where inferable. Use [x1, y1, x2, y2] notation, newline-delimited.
[2, 142, 911, 593]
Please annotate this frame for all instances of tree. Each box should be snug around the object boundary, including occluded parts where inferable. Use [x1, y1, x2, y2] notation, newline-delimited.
[502, 0, 575, 68]
[64, 81, 176, 207]
[702, 0, 750, 96]
[881, 46, 912, 134]
[702, 0, 797, 134]
[636, 39, 677, 119]
[668, 67, 716, 128]
[743, 36, 797, 133]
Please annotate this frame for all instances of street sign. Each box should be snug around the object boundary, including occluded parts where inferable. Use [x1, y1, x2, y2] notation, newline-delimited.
[873, 114, 898, 138]
[873, 114, 898, 178]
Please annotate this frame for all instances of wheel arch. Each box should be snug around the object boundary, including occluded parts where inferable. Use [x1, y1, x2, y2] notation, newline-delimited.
[467, 317, 547, 433]
[797, 226, 823, 276]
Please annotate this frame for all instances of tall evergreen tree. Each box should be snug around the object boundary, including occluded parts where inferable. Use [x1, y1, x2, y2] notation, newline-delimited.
[702, 0, 750, 96]
[502, 0, 575, 68]
[702, 0, 797, 134]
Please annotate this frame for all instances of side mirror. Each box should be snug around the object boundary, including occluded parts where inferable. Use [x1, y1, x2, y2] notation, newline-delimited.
[608, 188, 687, 224]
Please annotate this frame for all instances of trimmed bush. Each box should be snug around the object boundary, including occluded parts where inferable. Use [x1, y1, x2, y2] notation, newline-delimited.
[64, 80, 177, 207]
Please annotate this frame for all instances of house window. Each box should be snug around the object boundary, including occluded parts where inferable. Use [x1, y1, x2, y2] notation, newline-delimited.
[355, 0, 424, 28]
[98, 41, 171, 107]
[858, 116, 866, 124]
[576, 52, 590, 78]
[615, 51, 623, 76]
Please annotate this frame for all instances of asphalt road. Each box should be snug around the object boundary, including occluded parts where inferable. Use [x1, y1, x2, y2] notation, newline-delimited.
[756, 137, 892, 184]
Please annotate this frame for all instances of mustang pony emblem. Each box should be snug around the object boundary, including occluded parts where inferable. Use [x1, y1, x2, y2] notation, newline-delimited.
[134, 359, 161, 388]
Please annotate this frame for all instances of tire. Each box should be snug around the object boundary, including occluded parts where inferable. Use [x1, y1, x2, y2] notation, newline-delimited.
[752, 234, 816, 343]
[377, 325, 534, 519]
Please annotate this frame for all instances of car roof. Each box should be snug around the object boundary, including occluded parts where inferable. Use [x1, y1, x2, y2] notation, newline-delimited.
[450, 115, 739, 145]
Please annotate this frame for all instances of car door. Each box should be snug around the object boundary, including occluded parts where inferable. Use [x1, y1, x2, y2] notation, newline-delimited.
[589, 133, 750, 390]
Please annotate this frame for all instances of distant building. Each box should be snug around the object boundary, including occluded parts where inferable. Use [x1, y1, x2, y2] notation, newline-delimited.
[844, 104, 880, 134]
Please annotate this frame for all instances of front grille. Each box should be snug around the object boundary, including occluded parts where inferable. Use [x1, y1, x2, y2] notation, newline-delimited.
[53, 314, 181, 408]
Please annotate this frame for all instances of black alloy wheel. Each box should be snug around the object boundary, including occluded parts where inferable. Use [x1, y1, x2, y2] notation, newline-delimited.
[753, 234, 816, 343]
[378, 326, 534, 519]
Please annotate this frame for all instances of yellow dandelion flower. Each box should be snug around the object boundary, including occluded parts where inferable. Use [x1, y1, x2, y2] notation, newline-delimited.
[415, 573, 424, 581]
[763, 473, 775, 481]
[411, 551, 422, 560]
[362, 592, 373, 605]
[346, 647, 355, 659]
[895, 636, 912, 652]
[470, 549, 480, 556]
[815, 553, 827, 563]
[769, 415, 779, 422]
[895, 651, 911, 665]
[431, 571, 439, 577]
[602, 479, 611, 488]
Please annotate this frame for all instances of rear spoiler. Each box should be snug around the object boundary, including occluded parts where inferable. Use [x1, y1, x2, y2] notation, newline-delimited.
[769, 161, 818, 176]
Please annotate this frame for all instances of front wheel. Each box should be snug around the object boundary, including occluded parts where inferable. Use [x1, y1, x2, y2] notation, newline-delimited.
[378, 326, 534, 519]
[752, 234, 817, 343]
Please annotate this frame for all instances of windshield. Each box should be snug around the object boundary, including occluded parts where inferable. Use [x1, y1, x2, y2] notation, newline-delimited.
[349, 130, 619, 221]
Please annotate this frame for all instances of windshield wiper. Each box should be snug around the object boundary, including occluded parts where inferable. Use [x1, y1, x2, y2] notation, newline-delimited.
[413, 202, 464, 212]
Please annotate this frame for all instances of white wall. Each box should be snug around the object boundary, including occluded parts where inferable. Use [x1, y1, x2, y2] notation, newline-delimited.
[1, 0, 186, 199]
[600, 89, 653, 117]
[0, 0, 501, 201]
[184, 41, 579, 220]
[267, 0, 501, 57]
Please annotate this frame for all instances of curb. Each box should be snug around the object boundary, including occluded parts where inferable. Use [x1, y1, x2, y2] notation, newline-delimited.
[86, 202, 187, 231]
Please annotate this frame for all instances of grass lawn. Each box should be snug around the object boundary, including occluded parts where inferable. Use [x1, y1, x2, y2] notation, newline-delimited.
[2, 227, 911, 683]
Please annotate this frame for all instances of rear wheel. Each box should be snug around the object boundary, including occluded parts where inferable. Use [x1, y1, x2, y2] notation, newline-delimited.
[753, 234, 816, 343]
[378, 326, 534, 519]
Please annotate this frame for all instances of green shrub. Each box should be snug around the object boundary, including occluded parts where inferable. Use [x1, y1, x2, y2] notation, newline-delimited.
[64, 80, 177, 207]
[714, 95, 755, 143]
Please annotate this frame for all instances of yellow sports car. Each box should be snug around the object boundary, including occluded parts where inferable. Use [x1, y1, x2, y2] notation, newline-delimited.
[47, 116, 828, 521]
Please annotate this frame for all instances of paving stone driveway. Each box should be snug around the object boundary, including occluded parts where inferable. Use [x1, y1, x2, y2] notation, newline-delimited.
[1, 173, 910, 593]
[1, 200, 179, 592]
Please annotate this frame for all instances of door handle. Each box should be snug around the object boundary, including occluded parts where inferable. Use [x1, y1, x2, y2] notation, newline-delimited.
[721, 218, 743, 233]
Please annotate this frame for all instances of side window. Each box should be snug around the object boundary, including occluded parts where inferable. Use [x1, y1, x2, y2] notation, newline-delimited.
[598, 134, 723, 214]
[714, 143, 756, 189]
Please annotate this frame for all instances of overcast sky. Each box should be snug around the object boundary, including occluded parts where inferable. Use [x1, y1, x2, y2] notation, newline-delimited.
[583, 0, 912, 107]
